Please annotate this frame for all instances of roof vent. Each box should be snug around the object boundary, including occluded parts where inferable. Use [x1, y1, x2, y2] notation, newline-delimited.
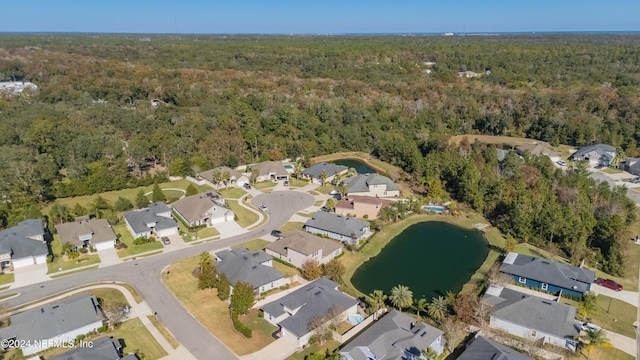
[52, 305, 59, 309]
[41, 308, 44, 313]
[252, 253, 259, 257]
[421, 331, 427, 337]
[314, 291, 321, 296]
[542, 301, 552, 305]
[542, 261, 550, 264]
[252, 265, 257, 269]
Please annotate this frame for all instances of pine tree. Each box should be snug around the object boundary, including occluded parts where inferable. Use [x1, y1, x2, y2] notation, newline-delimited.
[217, 273, 231, 301]
[231, 281, 255, 314]
[151, 183, 166, 203]
[135, 190, 149, 208]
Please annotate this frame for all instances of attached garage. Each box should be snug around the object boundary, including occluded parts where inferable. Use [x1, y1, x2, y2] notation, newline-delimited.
[156, 226, 179, 237]
[94, 240, 115, 251]
[12, 256, 36, 268]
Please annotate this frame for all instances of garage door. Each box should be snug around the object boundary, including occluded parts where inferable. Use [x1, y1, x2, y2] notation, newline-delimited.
[95, 240, 115, 251]
[12, 257, 35, 268]
[34, 255, 47, 265]
[157, 227, 178, 237]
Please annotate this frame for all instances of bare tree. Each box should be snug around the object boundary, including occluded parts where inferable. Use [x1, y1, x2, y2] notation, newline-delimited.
[307, 305, 344, 345]
[100, 300, 128, 327]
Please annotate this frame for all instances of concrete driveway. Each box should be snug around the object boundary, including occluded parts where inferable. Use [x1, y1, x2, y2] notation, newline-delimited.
[11, 263, 49, 288]
[214, 221, 246, 239]
[98, 247, 122, 267]
[590, 284, 638, 306]
[240, 337, 297, 360]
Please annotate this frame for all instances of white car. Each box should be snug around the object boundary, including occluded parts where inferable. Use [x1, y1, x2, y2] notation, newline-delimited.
[556, 160, 567, 166]
[258, 204, 268, 212]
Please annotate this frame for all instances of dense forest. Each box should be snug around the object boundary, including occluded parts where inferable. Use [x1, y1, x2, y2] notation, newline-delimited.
[0, 34, 639, 274]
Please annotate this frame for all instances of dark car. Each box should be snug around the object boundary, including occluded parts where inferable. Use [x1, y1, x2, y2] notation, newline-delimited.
[595, 278, 623, 291]
[161, 236, 171, 245]
[284, 180, 289, 187]
[271, 230, 282, 238]
[244, 183, 251, 190]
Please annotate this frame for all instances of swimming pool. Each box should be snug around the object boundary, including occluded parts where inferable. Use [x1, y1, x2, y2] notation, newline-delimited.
[348, 314, 365, 325]
[283, 164, 293, 170]
[423, 205, 445, 213]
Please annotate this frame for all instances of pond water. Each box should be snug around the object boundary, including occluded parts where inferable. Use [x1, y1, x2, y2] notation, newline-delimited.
[333, 159, 377, 174]
[351, 221, 488, 300]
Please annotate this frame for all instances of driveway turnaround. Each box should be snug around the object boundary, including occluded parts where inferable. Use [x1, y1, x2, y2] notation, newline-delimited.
[0, 191, 315, 360]
[590, 285, 639, 307]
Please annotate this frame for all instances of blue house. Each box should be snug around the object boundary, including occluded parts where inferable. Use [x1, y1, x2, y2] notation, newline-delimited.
[499, 252, 595, 298]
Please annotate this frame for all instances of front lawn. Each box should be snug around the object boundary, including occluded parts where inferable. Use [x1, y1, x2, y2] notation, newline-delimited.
[0, 273, 14, 285]
[279, 222, 305, 233]
[585, 346, 634, 360]
[600, 167, 624, 174]
[232, 239, 269, 251]
[47, 234, 101, 274]
[288, 178, 309, 188]
[218, 187, 247, 199]
[315, 185, 334, 194]
[563, 295, 637, 339]
[287, 340, 340, 360]
[162, 256, 276, 355]
[226, 199, 259, 228]
[113, 224, 164, 258]
[253, 181, 277, 190]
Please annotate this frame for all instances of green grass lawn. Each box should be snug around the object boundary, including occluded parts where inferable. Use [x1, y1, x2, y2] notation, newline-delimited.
[175, 220, 218, 242]
[218, 187, 247, 199]
[273, 261, 301, 278]
[295, 211, 315, 218]
[0, 273, 14, 285]
[287, 340, 340, 360]
[86, 288, 128, 304]
[226, 199, 259, 228]
[563, 295, 637, 339]
[113, 224, 164, 258]
[162, 256, 276, 355]
[315, 185, 334, 194]
[279, 222, 305, 233]
[47, 234, 102, 274]
[314, 200, 324, 206]
[146, 189, 184, 203]
[585, 346, 635, 360]
[288, 178, 309, 187]
[600, 167, 624, 174]
[233, 239, 270, 251]
[253, 181, 277, 190]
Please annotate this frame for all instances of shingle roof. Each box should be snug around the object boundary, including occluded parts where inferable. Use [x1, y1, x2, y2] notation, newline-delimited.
[50, 336, 124, 360]
[515, 143, 559, 158]
[335, 195, 393, 211]
[569, 144, 616, 161]
[483, 286, 580, 339]
[199, 166, 243, 183]
[302, 162, 348, 179]
[0, 219, 47, 259]
[171, 192, 232, 224]
[266, 230, 343, 257]
[55, 218, 117, 247]
[499, 252, 594, 294]
[123, 202, 178, 235]
[254, 161, 288, 177]
[262, 277, 357, 337]
[215, 248, 284, 289]
[457, 336, 533, 360]
[0, 293, 103, 342]
[343, 174, 399, 193]
[305, 211, 369, 238]
[340, 310, 444, 360]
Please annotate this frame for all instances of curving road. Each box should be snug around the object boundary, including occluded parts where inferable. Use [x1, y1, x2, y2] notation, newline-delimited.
[0, 191, 315, 360]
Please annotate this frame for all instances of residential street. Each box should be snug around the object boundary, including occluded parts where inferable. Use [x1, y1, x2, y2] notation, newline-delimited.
[0, 190, 315, 360]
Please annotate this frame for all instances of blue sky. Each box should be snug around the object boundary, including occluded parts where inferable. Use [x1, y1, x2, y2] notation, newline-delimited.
[1, 1, 638, 34]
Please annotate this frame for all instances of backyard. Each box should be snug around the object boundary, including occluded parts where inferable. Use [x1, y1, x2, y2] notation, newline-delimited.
[112, 224, 164, 258]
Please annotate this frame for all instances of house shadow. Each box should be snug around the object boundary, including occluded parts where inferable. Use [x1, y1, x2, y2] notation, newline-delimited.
[443, 332, 477, 360]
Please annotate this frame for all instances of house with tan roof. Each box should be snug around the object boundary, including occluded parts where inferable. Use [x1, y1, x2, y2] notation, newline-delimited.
[515, 143, 561, 163]
[199, 166, 249, 188]
[342, 174, 400, 198]
[335, 195, 394, 219]
[172, 192, 234, 227]
[252, 161, 289, 182]
[265, 230, 343, 268]
[301, 162, 348, 184]
[55, 217, 117, 251]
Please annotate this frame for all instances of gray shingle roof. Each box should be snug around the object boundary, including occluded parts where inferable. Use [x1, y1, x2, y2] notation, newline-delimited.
[55, 218, 117, 247]
[340, 310, 444, 360]
[343, 174, 399, 193]
[123, 202, 177, 235]
[215, 248, 284, 289]
[0, 293, 103, 342]
[172, 192, 231, 224]
[302, 162, 348, 179]
[515, 143, 559, 158]
[569, 144, 616, 161]
[499, 252, 594, 294]
[262, 277, 357, 337]
[266, 230, 343, 257]
[50, 336, 124, 360]
[0, 219, 47, 259]
[483, 286, 580, 340]
[457, 336, 533, 360]
[304, 211, 369, 238]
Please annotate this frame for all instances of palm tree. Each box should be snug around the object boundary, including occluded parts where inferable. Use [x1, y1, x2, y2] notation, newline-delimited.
[389, 285, 413, 312]
[579, 328, 612, 360]
[294, 162, 303, 179]
[578, 293, 598, 320]
[320, 169, 328, 185]
[427, 296, 448, 323]
[222, 171, 231, 189]
[369, 290, 387, 320]
[414, 298, 428, 319]
[199, 251, 214, 272]
[422, 347, 438, 360]
[213, 169, 222, 190]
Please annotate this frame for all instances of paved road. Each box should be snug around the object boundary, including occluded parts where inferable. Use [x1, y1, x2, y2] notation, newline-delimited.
[0, 191, 315, 360]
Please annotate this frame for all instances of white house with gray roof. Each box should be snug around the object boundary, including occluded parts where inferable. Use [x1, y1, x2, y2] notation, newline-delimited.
[55, 217, 117, 251]
[0, 219, 48, 269]
[569, 144, 616, 167]
[0, 293, 104, 356]
[51, 336, 140, 360]
[342, 174, 400, 198]
[172, 192, 234, 227]
[457, 335, 533, 360]
[481, 285, 580, 352]
[340, 310, 445, 360]
[123, 202, 179, 238]
[262, 277, 358, 347]
[301, 162, 348, 184]
[215, 248, 286, 294]
[304, 211, 371, 245]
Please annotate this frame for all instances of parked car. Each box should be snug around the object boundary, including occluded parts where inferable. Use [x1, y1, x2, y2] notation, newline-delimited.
[594, 164, 605, 169]
[581, 322, 602, 332]
[258, 204, 268, 212]
[284, 180, 289, 187]
[244, 183, 251, 190]
[556, 160, 567, 166]
[161, 236, 171, 245]
[595, 278, 623, 291]
[271, 230, 282, 238]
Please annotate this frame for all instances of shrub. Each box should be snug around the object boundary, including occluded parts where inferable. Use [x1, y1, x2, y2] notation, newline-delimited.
[97, 325, 108, 333]
[78, 247, 88, 254]
[115, 242, 128, 250]
[133, 236, 154, 245]
[46, 254, 54, 263]
[68, 251, 80, 260]
[75, 334, 85, 343]
[230, 311, 252, 338]
[258, 311, 264, 318]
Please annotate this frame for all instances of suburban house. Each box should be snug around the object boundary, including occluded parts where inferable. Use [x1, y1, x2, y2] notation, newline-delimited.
[569, 144, 617, 167]
[199, 166, 249, 188]
[123, 202, 179, 238]
[265, 229, 343, 268]
[499, 252, 595, 298]
[262, 277, 358, 347]
[621, 157, 640, 176]
[301, 162, 348, 184]
[335, 195, 394, 219]
[252, 161, 289, 182]
[0, 219, 49, 269]
[457, 335, 533, 360]
[55, 217, 117, 251]
[214, 248, 286, 294]
[515, 143, 561, 163]
[172, 192, 234, 227]
[342, 174, 400, 198]
[339, 310, 445, 360]
[481, 285, 579, 352]
[0, 294, 104, 356]
[304, 211, 371, 245]
[51, 336, 140, 360]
